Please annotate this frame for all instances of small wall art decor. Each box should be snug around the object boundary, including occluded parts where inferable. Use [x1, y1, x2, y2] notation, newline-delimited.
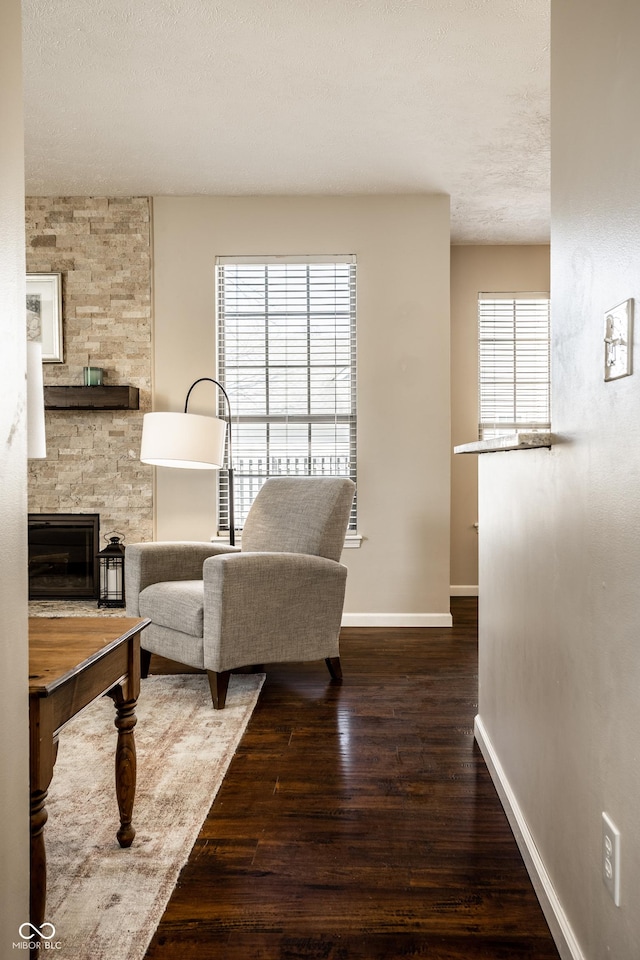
[26, 273, 63, 363]
[604, 298, 633, 381]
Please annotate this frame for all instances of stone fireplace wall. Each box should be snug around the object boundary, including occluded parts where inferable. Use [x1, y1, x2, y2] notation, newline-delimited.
[26, 197, 153, 545]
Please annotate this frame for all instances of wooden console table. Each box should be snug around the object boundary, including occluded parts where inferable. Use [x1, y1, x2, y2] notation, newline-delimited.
[28, 616, 150, 929]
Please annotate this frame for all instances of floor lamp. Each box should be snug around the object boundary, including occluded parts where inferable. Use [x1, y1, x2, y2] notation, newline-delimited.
[140, 377, 235, 545]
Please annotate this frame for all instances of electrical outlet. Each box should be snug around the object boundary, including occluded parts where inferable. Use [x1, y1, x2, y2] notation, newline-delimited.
[602, 812, 621, 906]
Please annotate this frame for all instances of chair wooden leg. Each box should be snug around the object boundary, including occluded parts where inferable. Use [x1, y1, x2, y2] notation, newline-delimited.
[140, 648, 152, 679]
[207, 670, 231, 710]
[325, 656, 343, 683]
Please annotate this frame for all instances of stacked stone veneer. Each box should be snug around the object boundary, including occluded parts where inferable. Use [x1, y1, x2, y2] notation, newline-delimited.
[26, 197, 153, 545]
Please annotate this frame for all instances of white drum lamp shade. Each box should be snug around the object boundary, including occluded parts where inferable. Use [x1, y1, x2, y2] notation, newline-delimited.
[27, 340, 47, 460]
[140, 412, 226, 469]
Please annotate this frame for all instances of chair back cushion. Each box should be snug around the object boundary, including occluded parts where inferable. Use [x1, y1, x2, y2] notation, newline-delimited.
[241, 477, 355, 562]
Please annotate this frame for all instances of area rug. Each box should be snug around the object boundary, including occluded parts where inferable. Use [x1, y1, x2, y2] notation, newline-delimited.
[29, 600, 130, 617]
[43, 672, 264, 960]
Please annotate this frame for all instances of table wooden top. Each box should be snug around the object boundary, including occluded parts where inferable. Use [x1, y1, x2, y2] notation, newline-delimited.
[29, 617, 149, 695]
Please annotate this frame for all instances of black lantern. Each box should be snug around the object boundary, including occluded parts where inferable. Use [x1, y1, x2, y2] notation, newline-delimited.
[97, 534, 126, 608]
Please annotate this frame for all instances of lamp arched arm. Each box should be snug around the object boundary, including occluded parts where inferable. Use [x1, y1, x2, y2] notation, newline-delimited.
[183, 377, 235, 546]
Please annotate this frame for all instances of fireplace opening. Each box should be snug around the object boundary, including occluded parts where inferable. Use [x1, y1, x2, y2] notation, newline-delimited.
[28, 513, 100, 600]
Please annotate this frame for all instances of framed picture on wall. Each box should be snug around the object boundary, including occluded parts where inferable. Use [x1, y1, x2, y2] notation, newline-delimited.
[26, 272, 63, 362]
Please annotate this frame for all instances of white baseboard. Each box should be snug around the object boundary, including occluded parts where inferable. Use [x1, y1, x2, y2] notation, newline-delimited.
[450, 585, 479, 596]
[341, 612, 453, 627]
[474, 716, 586, 960]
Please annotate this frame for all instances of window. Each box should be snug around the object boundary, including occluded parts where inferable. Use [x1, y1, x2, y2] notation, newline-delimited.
[478, 292, 551, 439]
[216, 256, 357, 532]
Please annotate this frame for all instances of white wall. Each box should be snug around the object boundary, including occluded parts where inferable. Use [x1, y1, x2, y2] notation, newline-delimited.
[0, 0, 30, 943]
[152, 195, 452, 625]
[450, 245, 550, 593]
[476, 2, 640, 958]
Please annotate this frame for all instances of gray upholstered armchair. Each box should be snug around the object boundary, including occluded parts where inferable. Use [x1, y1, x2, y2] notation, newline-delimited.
[125, 477, 355, 708]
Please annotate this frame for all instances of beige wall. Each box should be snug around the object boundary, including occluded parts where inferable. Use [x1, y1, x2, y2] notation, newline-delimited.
[152, 195, 452, 624]
[0, 0, 29, 941]
[476, 1, 640, 958]
[450, 245, 550, 592]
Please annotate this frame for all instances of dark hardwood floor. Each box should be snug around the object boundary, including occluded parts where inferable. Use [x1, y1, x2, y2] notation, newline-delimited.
[144, 598, 560, 960]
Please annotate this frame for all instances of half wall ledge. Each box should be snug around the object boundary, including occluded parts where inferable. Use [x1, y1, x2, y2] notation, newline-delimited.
[453, 432, 554, 455]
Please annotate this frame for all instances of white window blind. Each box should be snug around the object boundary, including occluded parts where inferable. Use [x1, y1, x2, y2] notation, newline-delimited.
[216, 255, 357, 532]
[478, 292, 551, 439]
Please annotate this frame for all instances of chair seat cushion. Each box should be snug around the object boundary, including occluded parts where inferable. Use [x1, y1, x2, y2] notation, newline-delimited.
[138, 580, 204, 637]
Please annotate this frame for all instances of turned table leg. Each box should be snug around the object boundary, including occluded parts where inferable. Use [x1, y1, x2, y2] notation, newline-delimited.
[106, 685, 137, 848]
[29, 786, 49, 929]
[29, 699, 56, 930]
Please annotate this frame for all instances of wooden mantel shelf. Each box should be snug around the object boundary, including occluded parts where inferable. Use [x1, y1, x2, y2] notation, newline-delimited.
[44, 385, 140, 410]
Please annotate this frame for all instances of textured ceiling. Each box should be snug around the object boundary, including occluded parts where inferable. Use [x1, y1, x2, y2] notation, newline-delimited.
[21, 0, 550, 244]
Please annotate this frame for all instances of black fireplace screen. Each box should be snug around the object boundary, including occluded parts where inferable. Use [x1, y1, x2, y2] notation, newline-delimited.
[28, 514, 100, 600]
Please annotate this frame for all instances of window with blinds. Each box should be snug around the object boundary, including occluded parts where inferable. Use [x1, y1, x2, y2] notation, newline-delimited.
[216, 255, 357, 532]
[478, 292, 551, 439]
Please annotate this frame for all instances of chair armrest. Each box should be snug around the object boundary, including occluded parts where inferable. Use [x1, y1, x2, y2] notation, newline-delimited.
[201, 551, 348, 672]
[125, 541, 240, 616]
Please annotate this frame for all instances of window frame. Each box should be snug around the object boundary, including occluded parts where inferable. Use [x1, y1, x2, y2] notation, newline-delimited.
[478, 291, 551, 439]
[215, 255, 358, 534]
